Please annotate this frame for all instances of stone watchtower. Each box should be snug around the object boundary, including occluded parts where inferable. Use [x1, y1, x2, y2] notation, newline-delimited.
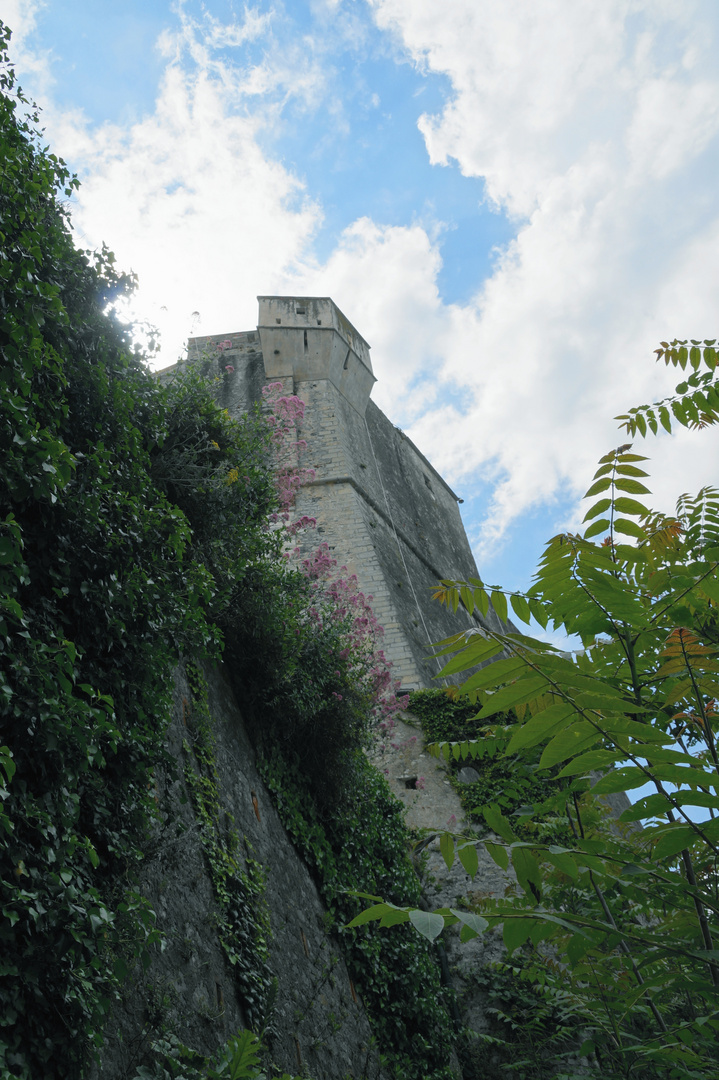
[170, 296, 504, 688]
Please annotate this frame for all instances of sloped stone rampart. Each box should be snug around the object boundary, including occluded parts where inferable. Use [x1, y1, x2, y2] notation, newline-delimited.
[93, 663, 385, 1080]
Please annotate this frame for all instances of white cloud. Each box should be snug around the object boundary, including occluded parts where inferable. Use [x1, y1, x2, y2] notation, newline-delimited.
[6, 0, 719, 574]
[0, 0, 53, 93]
[27, 6, 325, 364]
[363, 0, 719, 561]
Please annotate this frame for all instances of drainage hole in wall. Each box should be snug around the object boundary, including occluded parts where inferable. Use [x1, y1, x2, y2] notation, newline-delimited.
[402, 777, 419, 790]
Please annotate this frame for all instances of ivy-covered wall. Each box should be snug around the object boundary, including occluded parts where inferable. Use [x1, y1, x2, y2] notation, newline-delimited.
[91, 660, 386, 1080]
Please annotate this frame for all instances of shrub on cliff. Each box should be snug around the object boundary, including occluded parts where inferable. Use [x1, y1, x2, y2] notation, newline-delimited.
[0, 27, 277, 1074]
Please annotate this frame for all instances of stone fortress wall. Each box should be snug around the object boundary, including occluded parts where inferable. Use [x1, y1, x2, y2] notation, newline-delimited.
[151, 302, 628, 1076]
[169, 295, 505, 689]
[149, 300, 513, 1075]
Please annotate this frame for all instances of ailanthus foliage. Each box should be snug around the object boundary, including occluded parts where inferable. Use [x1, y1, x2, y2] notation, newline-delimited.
[355, 347, 719, 1078]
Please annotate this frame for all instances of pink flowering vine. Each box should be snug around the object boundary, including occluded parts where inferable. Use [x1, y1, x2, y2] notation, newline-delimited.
[260, 382, 407, 728]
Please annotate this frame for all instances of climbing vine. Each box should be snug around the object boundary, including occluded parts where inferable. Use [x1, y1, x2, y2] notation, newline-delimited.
[182, 662, 274, 1033]
[0, 27, 278, 1074]
[130, 1027, 305, 1080]
[407, 689, 571, 844]
[258, 749, 456, 1080]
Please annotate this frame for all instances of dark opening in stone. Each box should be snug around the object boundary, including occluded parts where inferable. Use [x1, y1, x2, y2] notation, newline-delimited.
[403, 776, 419, 789]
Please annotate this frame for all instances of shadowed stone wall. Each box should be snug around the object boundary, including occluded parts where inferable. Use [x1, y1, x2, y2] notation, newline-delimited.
[92, 662, 385, 1080]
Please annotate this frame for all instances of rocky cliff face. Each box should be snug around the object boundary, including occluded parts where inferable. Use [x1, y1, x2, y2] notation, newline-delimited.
[93, 662, 386, 1080]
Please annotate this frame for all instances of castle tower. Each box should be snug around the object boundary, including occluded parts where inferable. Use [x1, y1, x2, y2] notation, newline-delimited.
[170, 296, 504, 688]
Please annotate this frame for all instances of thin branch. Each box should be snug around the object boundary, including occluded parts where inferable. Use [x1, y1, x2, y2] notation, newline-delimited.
[572, 794, 669, 1036]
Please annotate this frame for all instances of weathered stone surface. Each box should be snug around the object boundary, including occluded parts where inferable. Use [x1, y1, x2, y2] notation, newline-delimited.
[93, 663, 385, 1080]
[456, 767, 480, 785]
[369, 713, 460, 831]
[369, 709, 514, 1049]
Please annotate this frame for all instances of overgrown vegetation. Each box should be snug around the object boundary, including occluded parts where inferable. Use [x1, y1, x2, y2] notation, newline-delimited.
[131, 1028, 301, 1080]
[182, 662, 274, 1033]
[407, 689, 570, 844]
[0, 28, 269, 1072]
[259, 750, 455, 1080]
[0, 24, 455, 1078]
[357, 346, 719, 1078]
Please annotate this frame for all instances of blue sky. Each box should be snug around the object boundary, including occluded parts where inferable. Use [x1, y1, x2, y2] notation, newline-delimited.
[4, 0, 719, 600]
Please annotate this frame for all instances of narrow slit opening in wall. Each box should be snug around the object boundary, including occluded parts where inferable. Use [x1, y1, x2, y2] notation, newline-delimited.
[424, 475, 432, 489]
[296, 306, 306, 314]
[343, 348, 351, 370]
[303, 329, 308, 353]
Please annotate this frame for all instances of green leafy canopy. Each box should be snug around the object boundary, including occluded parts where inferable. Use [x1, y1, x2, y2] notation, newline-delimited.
[358, 347, 719, 1079]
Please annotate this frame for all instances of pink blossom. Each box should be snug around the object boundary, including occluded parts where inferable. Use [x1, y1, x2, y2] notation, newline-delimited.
[259, 382, 404, 731]
[224, 364, 235, 373]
